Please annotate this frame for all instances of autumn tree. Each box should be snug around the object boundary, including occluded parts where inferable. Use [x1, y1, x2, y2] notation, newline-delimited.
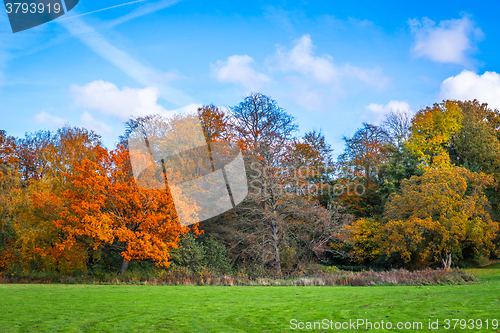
[0, 127, 107, 273]
[381, 167, 498, 269]
[448, 100, 500, 173]
[444, 100, 500, 216]
[378, 109, 421, 203]
[226, 93, 298, 276]
[0, 170, 19, 272]
[226, 93, 351, 275]
[16, 130, 54, 182]
[42, 144, 197, 274]
[407, 101, 463, 169]
[0, 130, 19, 271]
[0, 130, 17, 166]
[345, 217, 382, 264]
[190, 94, 342, 276]
[6, 127, 105, 273]
[197, 104, 234, 143]
[338, 123, 391, 183]
[284, 130, 336, 206]
[336, 123, 392, 217]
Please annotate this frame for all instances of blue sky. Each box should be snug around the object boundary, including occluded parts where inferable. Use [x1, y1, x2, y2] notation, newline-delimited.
[1, 0, 500, 155]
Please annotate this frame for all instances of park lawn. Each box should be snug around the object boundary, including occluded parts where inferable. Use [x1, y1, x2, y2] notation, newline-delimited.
[0, 269, 499, 333]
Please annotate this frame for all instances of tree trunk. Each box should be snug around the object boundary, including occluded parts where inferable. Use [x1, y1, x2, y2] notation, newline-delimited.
[271, 216, 282, 278]
[441, 252, 452, 270]
[119, 259, 129, 275]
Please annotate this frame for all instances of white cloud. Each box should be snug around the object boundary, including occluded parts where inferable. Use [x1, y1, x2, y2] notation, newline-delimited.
[212, 55, 271, 91]
[266, 34, 390, 110]
[409, 16, 483, 66]
[212, 34, 390, 111]
[71, 80, 171, 120]
[270, 34, 389, 89]
[80, 111, 113, 136]
[364, 100, 412, 124]
[173, 103, 204, 115]
[440, 70, 500, 109]
[72, 80, 204, 122]
[272, 34, 339, 84]
[33, 111, 67, 127]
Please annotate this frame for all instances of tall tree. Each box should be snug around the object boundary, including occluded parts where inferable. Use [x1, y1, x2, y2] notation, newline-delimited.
[378, 108, 420, 202]
[230, 93, 298, 276]
[16, 130, 54, 182]
[338, 123, 391, 185]
[232, 93, 298, 161]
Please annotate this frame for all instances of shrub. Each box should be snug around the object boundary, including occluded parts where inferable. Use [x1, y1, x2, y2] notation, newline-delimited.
[325, 266, 339, 274]
[202, 237, 232, 275]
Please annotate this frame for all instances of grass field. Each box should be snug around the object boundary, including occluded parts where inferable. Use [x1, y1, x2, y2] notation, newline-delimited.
[0, 265, 499, 332]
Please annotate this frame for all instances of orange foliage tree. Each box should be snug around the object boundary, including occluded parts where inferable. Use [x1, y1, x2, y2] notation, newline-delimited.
[39, 144, 198, 274]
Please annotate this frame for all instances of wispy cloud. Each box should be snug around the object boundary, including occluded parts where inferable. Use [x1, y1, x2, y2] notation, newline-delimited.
[58, 0, 148, 22]
[1, 0, 183, 65]
[107, 0, 183, 28]
[33, 109, 113, 137]
[0, 0, 187, 94]
[262, 6, 295, 32]
[408, 16, 484, 66]
[271, 34, 339, 84]
[33, 111, 68, 128]
[269, 34, 389, 88]
[212, 55, 271, 91]
[58, 15, 192, 106]
[80, 111, 113, 136]
[364, 100, 412, 124]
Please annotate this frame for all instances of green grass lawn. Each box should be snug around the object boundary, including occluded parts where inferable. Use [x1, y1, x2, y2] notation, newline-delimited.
[1, 268, 499, 332]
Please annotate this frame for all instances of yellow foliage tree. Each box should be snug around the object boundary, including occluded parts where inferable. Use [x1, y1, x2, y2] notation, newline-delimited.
[381, 167, 498, 268]
[407, 100, 463, 169]
[345, 218, 381, 263]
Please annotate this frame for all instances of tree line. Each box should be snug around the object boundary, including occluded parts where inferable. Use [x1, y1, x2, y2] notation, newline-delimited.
[0, 94, 498, 278]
